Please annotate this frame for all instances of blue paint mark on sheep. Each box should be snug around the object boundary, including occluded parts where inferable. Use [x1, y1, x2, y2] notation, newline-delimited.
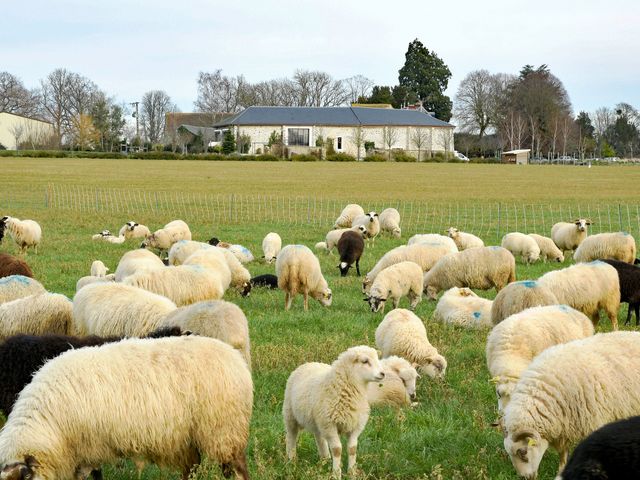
[473, 311, 481, 319]
[520, 280, 537, 288]
[557, 305, 570, 312]
[0, 275, 30, 285]
[490, 246, 501, 250]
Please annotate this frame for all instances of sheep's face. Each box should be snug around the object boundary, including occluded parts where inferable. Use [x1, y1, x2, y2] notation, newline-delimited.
[0, 455, 40, 480]
[555, 254, 564, 262]
[573, 218, 591, 232]
[240, 281, 252, 297]
[338, 261, 351, 277]
[313, 289, 332, 307]
[446, 227, 459, 239]
[126, 221, 139, 231]
[208, 237, 220, 246]
[425, 285, 439, 300]
[366, 295, 386, 313]
[99, 230, 111, 237]
[351, 348, 385, 383]
[357, 225, 368, 238]
[392, 227, 401, 238]
[398, 367, 418, 401]
[420, 354, 447, 379]
[504, 430, 548, 480]
[495, 381, 515, 413]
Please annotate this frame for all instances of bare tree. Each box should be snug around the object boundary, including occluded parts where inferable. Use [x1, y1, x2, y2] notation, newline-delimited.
[453, 69, 494, 140]
[438, 129, 453, 158]
[382, 126, 399, 160]
[411, 127, 431, 161]
[8, 122, 25, 150]
[592, 107, 614, 158]
[40, 68, 73, 146]
[344, 75, 374, 104]
[350, 126, 366, 160]
[292, 70, 349, 107]
[195, 70, 247, 113]
[141, 90, 177, 144]
[500, 109, 527, 151]
[0, 72, 40, 117]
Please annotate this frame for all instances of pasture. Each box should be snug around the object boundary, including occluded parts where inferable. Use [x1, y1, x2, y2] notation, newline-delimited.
[1, 158, 639, 479]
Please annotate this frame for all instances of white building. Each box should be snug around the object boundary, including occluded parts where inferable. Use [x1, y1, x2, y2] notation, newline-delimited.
[0, 112, 54, 150]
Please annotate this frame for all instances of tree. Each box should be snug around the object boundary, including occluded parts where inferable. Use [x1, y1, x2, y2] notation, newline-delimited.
[411, 128, 431, 161]
[40, 68, 73, 146]
[71, 114, 100, 150]
[358, 85, 394, 105]
[291, 70, 349, 107]
[237, 132, 251, 154]
[350, 126, 366, 160]
[0, 72, 39, 117]
[606, 111, 639, 158]
[382, 126, 399, 160]
[344, 75, 374, 104]
[222, 129, 236, 154]
[592, 107, 615, 158]
[438, 129, 453, 158]
[454, 70, 494, 141]
[140, 90, 176, 144]
[7, 121, 25, 150]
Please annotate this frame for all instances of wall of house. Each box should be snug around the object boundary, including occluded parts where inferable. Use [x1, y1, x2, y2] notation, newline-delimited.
[0, 113, 55, 150]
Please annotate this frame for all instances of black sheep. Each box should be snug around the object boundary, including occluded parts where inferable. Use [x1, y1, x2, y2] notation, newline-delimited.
[337, 230, 365, 277]
[559, 416, 640, 479]
[602, 259, 640, 325]
[250, 273, 278, 289]
[0, 253, 33, 279]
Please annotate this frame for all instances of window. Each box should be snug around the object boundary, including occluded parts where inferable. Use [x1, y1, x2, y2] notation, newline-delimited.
[337, 137, 342, 150]
[288, 128, 310, 146]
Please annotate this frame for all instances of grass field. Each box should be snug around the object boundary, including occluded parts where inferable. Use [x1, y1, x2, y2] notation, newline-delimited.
[1, 158, 638, 480]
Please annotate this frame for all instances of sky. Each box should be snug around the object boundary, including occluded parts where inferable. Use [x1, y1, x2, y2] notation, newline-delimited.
[2, 0, 639, 118]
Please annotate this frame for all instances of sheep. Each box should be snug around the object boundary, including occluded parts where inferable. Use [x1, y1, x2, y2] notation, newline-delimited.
[1, 216, 41, 254]
[375, 308, 447, 379]
[337, 230, 364, 277]
[379, 208, 401, 238]
[501, 232, 541, 264]
[0, 336, 253, 480]
[423, 246, 516, 300]
[250, 274, 278, 289]
[161, 300, 251, 369]
[502, 331, 640, 479]
[75, 273, 116, 292]
[73, 282, 177, 337]
[91, 229, 113, 241]
[140, 219, 191, 252]
[227, 244, 255, 264]
[490, 280, 559, 325]
[184, 248, 251, 297]
[0, 217, 5, 244]
[262, 232, 282, 264]
[118, 221, 151, 240]
[573, 232, 637, 264]
[0, 293, 73, 339]
[537, 261, 621, 329]
[366, 356, 418, 408]
[333, 203, 365, 228]
[0, 253, 33, 279]
[407, 234, 458, 253]
[551, 218, 591, 256]
[0, 275, 46, 304]
[90, 260, 109, 277]
[366, 261, 423, 313]
[318, 225, 367, 253]
[486, 305, 594, 414]
[352, 212, 380, 244]
[283, 345, 384, 479]
[601, 259, 640, 326]
[528, 233, 564, 263]
[114, 248, 165, 281]
[216, 248, 252, 295]
[275, 245, 332, 311]
[168, 240, 213, 266]
[432, 287, 493, 329]
[446, 227, 484, 250]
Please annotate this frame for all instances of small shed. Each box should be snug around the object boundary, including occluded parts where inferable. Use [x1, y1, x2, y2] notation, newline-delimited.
[502, 149, 531, 164]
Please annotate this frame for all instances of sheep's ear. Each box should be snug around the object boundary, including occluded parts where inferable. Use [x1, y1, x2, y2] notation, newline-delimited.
[24, 456, 39, 470]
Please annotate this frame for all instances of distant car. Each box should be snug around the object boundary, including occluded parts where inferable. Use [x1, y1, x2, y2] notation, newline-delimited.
[453, 151, 469, 161]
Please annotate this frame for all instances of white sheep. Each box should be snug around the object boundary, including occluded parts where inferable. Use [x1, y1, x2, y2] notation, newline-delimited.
[423, 246, 516, 300]
[167, 240, 212, 266]
[118, 221, 151, 240]
[0, 336, 253, 480]
[216, 247, 252, 296]
[0, 293, 73, 339]
[551, 219, 591, 256]
[114, 249, 165, 282]
[446, 227, 484, 250]
[375, 308, 447, 379]
[366, 261, 423, 313]
[318, 225, 367, 253]
[334, 203, 365, 228]
[183, 248, 252, 296]
[90, 260, 109, 277]
[486, 305, 594, 414]
[0, 275, 46, 304]
[2, 216, 42, 254]
[275, 245, 332, 311]
[407, 234, 458, 253]
[573, 232, 637, 264]
[490, 280, 559, 325]
[75, 273, 116, 292]
[379, 208, 401, 238]
[502, 331, 640, 479]
[283, 345, 384, 478]
[262, 232, 282, 263]
[501, 232, 541, 264]
[141, 219, 191, 252]
[352, 212, 380, 244]
[366, 356, 418, 408]
[432, 287, 493, 329]
[528, 233, 565, 263]
[91, 229, 113, 241]
[537, 260, 620, 329]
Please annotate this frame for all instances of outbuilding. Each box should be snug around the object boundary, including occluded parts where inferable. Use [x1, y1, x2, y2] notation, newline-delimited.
[502, 149, 531, 164]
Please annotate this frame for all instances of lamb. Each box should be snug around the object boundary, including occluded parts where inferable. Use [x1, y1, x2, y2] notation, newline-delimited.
[114, 248, 165, 281]
[0, 275, 46, 304]
[501, 232, 541, 264]
[118, 221, 151, 240]
[537, 261, 620, 329]
[140, 219, 191, 252]
[275, 245, 332, 311]
[407, 234, 458, 253]
[337, 230, 364, 277]
[528, 233, 564, 263]
[92, 231, 125, 243]
[379, 208, 401, 238]
[352, 212, 380, 244]
[90, 260, 109, 277]
[573, 232, 637, 264]
[91, 229, 114, 241]
[1, 216, 42, 254]
[0, 293, 73, 339]
[318, 225, 367, 253]
[375, 309, 447, 379]
[366, 261, 423, 313]
[366, 356, 418, 408]
[75, 273, 116, 292]
[262, 232, 282, 263]
[486, 305, 594, 414]
[551, 218, 591, 256]
[0, 336, 253, 480]
[432, 287, 493, 329]
[446, 227, 484, 250]
[250, 274, 278, 289]
[283, 345, 384, 479]
[602, 259, 640, 325]
[502, 331, 640, 479]
[0, 253, 33, 279]
[333, 203, 365, 228]
[168, 240, 213, 266]
[423, 246, 516, 300]
[183, 248, 251, 297]
[490, 280, 559, 325]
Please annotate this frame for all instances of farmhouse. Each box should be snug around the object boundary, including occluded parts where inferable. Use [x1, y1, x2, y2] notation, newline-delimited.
[212, 106, 455, 158]
[0, 112, 54, 150]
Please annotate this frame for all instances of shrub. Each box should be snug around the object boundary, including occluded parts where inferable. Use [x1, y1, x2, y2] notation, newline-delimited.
[129, 151, 181, 160]
[291, 154, 317, 162]
[364, 141, 375, 152]
[326, 137, 335, 156]
[327, 153, 356, 162]
[222, 130, 236, 154]
[256, 154, 281, 162]
[363, 154, 387, 162]
[393, 151, 417, 162]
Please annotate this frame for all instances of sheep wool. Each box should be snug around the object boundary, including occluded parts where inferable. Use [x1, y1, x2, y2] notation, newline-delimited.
[215, 247, 252, 296]
[366, 261, 423, 313]
[446, 227, 484, 250]
[551, 219, 590, 255]
[379, 208, 401, 238]
[141, 219, 191, 251]
[118, 221, 151, 240]
[227, 244, 255, 264]
[366, 356, 418, 408]
[352, 212, 380, 243]
[114, 249, 165, 282]
[167, 240, 213, 266]
[0, 253, 33, 279]
[407, 234, 458, 253]
[334, 203, 365, 228]
[432, 287, 493, 329]
[490, 280, 559, 325]
[573, 232, 637, 264]
[90, 260, 109, 277]
[2, 217, 42, 254]
[0, 275, 46, 304]
[276, 245, 332, 311]
[501, 232, 541, 264]
[323, 226, 367, 253]
[528, 233, 564, 263]
[262, 232, 282, 263]
[0, 293, 73, 339]
[75, 273, 116, 292]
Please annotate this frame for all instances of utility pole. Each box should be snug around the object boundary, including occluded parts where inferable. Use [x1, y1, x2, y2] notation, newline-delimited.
[130, 101, 140, 145]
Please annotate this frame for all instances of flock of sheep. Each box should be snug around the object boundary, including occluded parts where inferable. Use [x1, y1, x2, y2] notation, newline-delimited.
[0, 206, 639, 479]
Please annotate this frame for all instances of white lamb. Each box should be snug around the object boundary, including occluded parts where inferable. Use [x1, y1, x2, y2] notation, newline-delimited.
[573, 232, 637, 264]
[407, 234, 458, 253]
[366, 356, 418, 408]
[446, 227, 484, 250]
[2, 216, 42, 254]
[318, 225, 367, 253]
[551, 219, 591, 256]
[262, 232, 282, 263]
[0, 275, 46, 304]
[366, 261, 423, 313]
[379, 208, 401, 238]
[118, 221, 151, 240]
[283, 345, 384, 478]
[528, 233, 564, 263]
[352, 212, 380, 244]
[501, 232, 541, 264]
[167, 240, 213, 266]
[141, 219, 191, 252]
[75, 274, 115, 292]
[90, 260, 109, 277]
[0, 293, 73, 339]
[114, 249, 165, 282]
[432, 287, 493, 329]
[275, 245, 332, 311]
[334, 203, 365, 228]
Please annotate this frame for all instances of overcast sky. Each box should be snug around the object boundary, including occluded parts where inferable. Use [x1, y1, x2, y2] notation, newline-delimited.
[2, 0, 638, 117]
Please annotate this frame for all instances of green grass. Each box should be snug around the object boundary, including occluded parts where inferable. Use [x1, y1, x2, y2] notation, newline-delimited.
[0, 158, 638, 480]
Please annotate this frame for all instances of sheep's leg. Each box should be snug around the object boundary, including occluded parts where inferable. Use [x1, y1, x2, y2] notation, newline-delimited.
[346, 429, 362, 473]
[285, 292, 292, 311]
[326, 430, 342, 479]
[355, 258, 360, 276]
[285, 415, 300, 460]
[591, 312, 600, 329]
[635, 304, 640, 327]
[226, 451, 249, 480]
[626, 304, 633, 326]
[393, 297, 400, 309]
[314, 432, 330, 459]
[409, 291, 421, 310]
[557, 448, 568, 475]
[606, 307, 618, 331]
[303, 290, 309, 311]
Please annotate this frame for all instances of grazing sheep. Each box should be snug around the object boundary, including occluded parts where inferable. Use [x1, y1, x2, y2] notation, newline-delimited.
[366, 356, 418, 408]
[502, 331, 640, 479]
[337, 230, 364, 277]
[275, 245, 332, 311]
[90, 260, 109, 277]
[490, 280, 559, 325]
[118, 221, 151, 240]
[0, 275, 46, 304]
[573, 232, 637, 264]
[0, 293, 73, 339]
[379, 208, 401, 238]
[75, 273, 116, 292]
[216, 248, 252, 296]
[501, 232, 541, 264]
[334, 203, 365, 228]
[283, 345, 384, 478]
[537, 261, 620, 329]
[185, 248, 251, 297]
[407, 234, 458, 253]
[423, 247, 516, 300]
[602, 259, 640, 325]
[352, 212, 380, 244]
[551, 219, 591, 256]
[319, 225, 367, 253]
[167, 240, 212, 266]
[227, 244, 255, 264]
[114, 248, 165, 281]
[375, 309, 447, 379]
[432, 287, 493, 329]
[528, 233, 564, 263]
[250, 274, 278, 289]
[486, 305, 594, 413]
[366, 261, 423, 313]
[0, 336, 253, 480]
[141, 219, 191, 252]
[446, 227, 484, 250]
[2, 216, 42, 254]
[262, 232, 282, 264]
[0, 253, 33, 279]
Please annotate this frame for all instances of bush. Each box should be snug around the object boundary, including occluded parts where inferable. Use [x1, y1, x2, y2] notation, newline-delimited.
[327, 153, 356, 162]
[326, 137, 336, 156]
[470, 157, 501, 164]
[222, 130, 236, 154]
[393, 151, 417, 162]
[363, 154, 387, 162]
[256, 154, 280, 162]
[364, 141, 375, 152]
[291, 154, 317, 162]
[129, 151, 181, 160]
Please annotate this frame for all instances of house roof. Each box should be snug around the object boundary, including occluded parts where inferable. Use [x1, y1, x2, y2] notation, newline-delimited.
[0, 111, 52, 125]
[503, 149, 531, 154]
[178, 124, 218, 136]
